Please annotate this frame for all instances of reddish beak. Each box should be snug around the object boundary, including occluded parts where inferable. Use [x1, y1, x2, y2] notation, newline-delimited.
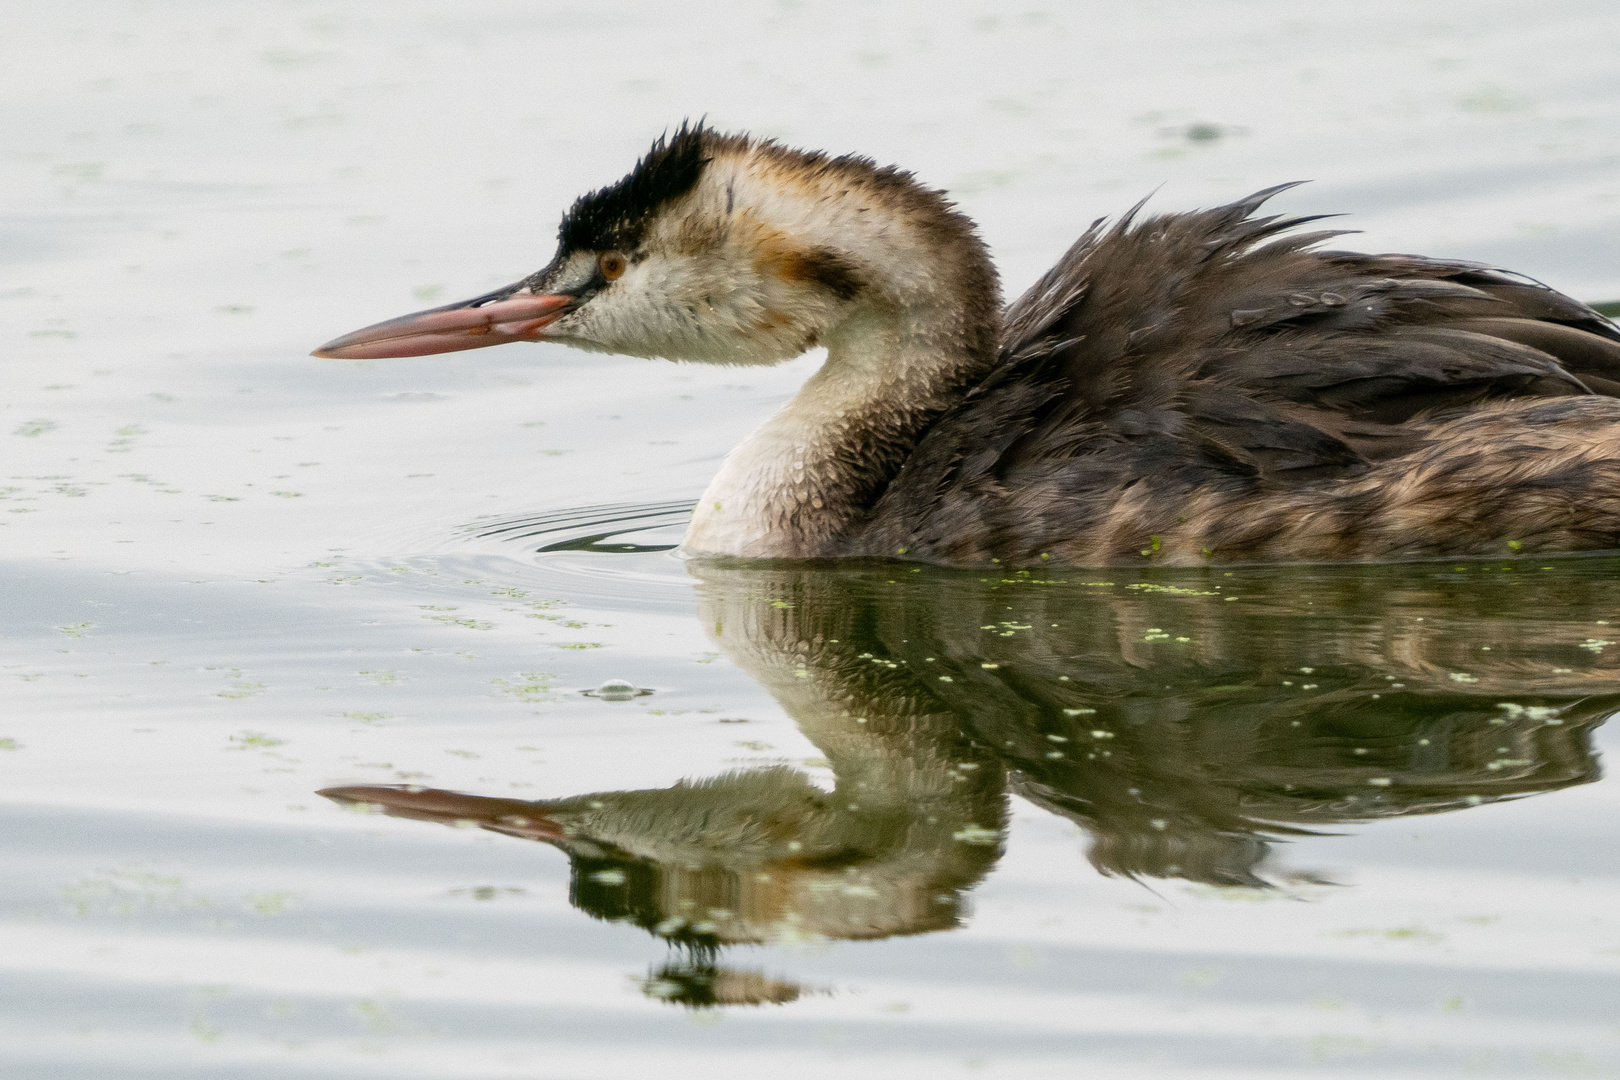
[311, 291, 573, 360]
[318, 784, 566, 841]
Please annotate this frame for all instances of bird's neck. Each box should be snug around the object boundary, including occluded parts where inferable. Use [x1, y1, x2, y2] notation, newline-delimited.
[684, 299, 996, 558]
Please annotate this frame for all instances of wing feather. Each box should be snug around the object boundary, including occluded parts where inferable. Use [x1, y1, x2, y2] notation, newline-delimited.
[859, 187, 1620, 563]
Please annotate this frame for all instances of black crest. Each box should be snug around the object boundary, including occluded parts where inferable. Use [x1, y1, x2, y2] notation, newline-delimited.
[557, 121, 711, 255]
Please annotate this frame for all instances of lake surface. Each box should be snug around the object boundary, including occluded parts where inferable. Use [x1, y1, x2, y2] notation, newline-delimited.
[4, 2, 1620, 1077]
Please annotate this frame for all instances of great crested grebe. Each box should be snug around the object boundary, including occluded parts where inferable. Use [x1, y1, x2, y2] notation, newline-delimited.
[315, 123, 1620, 566]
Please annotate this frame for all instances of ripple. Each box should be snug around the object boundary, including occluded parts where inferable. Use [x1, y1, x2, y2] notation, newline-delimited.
[391, 500, 701, 611]
[467, 500, 695, 555]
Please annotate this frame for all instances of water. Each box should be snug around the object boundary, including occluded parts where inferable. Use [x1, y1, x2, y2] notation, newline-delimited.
[4, 2, 1620, 1076]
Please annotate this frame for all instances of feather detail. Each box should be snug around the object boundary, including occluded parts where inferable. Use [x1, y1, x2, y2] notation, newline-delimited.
[855, 187, 1620, 565]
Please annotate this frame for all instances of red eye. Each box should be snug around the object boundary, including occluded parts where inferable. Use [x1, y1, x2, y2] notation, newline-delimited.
[599, 251, 627, 281]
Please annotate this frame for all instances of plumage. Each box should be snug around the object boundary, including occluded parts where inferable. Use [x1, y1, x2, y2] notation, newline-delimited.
[314, 125, 1620, 566]
[555, 119, 711, 255]
[860, 194, 1620, 564]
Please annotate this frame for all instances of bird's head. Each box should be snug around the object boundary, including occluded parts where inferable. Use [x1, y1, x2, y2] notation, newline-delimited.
[313, 123, 994, 366]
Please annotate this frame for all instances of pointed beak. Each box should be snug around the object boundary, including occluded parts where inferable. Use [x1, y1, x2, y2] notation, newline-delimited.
[311, 287, 574, 360]
[318, 784, 566, 841]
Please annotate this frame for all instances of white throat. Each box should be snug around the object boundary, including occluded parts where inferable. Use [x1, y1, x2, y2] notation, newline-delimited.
[683, 302, 982, 559]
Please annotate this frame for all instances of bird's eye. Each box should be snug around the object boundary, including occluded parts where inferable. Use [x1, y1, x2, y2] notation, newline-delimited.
[599, 251, 628, 281]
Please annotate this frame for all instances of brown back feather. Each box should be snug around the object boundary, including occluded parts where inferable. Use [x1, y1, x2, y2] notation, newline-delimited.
[856, 187, 1620, 564]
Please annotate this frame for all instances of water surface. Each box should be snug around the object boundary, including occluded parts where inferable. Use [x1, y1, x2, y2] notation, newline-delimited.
[4, 2, 1620, 1077]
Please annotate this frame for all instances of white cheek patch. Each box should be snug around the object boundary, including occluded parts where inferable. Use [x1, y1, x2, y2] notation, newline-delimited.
[541, 156, 946, 366]
[567, 251, 819, 365]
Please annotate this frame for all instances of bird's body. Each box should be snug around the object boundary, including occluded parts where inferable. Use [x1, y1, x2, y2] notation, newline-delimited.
[858, 201, 1620, 565]
[316, 125, 1620, 566]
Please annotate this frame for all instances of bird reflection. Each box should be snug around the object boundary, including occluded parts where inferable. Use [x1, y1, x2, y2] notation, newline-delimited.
[322, 558, 1614, 1004]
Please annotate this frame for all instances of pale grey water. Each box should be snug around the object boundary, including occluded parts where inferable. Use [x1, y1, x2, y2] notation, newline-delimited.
[4, 2, 1620, 1077]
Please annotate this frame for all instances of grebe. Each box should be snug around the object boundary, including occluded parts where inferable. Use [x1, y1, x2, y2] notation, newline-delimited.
[314, 123, 1620, 566]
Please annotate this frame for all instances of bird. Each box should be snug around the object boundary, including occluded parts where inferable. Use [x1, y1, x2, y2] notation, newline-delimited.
[314, 122, 1620, 566]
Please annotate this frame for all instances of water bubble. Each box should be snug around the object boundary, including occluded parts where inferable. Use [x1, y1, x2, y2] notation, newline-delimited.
[584, 678, 650, 702]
